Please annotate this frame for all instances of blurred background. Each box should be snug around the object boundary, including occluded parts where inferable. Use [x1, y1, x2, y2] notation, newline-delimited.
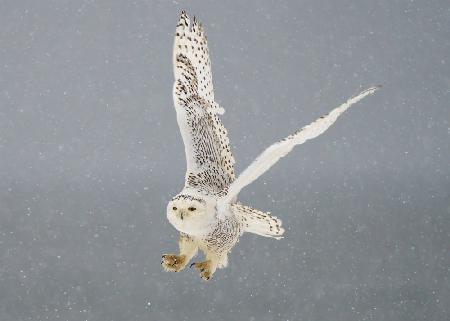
[0, 1, 449, 320]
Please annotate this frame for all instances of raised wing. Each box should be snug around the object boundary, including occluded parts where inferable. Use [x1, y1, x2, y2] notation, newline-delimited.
[173, 11, 235, 194]
[174, 11, 215, 104]
[218, 86, 380, 216]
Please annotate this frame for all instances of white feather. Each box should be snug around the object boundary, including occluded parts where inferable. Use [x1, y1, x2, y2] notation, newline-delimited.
[172, 12, 236, 192]
[232, 203, 285, 239]
[217, 86, 380, 217]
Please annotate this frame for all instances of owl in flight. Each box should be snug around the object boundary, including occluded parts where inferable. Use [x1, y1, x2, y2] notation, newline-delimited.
[162, 11, 379, 280]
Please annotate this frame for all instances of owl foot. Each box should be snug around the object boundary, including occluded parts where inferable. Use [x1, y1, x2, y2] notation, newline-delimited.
[161, 254, 187, 272]
[190, 260, 213, 281]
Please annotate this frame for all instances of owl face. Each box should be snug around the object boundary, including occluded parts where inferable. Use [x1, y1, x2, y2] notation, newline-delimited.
[167, 196, 214, 235]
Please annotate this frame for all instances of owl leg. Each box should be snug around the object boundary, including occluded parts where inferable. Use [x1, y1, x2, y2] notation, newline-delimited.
[161, 234, 198, 272]
[190, 251, 226, 281]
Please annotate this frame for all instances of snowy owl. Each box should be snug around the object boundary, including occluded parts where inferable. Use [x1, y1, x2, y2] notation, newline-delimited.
[161, 11, 379, 280]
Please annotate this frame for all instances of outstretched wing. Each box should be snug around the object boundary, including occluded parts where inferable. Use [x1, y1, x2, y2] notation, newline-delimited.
[232, 203, 284, 239]
[218, 86, 380, 216]
[173, 11, 235, 193]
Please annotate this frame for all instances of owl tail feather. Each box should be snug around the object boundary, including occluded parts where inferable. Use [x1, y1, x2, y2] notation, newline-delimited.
[231, 203, 284, 239]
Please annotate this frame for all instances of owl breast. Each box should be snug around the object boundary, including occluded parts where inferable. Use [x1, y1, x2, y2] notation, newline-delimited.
[201, 215, 243, 255]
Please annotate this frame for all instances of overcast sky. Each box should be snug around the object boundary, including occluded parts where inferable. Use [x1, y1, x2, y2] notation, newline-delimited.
[0, 1, 449, 320]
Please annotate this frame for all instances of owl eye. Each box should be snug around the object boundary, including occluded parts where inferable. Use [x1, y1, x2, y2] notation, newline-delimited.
[172, 206, 177, 211]
[188, 207, 196, 211]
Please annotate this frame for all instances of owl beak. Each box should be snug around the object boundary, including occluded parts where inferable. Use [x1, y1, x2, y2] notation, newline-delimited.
[179, 210, 189, 220]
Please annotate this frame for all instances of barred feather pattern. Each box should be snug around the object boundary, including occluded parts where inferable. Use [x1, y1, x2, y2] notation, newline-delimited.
[173, 11, 235, 194]
[232, 203, 284, 239]
[164, 11, 379, 280]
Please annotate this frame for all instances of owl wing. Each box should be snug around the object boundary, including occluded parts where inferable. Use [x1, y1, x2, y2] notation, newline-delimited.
[217, 86, 380, 217]
[173, 11, 235, 193]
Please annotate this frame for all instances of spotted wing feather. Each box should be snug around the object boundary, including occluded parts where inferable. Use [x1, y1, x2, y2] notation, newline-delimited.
[173, 12, 235, 193]
[232, 203, 284, 239]
[174, 11, 214, 103]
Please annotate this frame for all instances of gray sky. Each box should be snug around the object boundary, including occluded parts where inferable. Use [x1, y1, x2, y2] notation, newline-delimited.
[0, 1, 449, 320]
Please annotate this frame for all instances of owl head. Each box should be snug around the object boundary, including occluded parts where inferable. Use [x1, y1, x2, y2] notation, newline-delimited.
[167, 193, 214, 235]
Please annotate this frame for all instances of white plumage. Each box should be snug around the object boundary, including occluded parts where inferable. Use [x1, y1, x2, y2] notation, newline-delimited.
[217, 86, 379, 216]
[162, 11, 380, 281]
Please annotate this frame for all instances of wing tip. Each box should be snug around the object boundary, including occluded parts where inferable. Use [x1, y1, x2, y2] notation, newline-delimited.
[178, 10, 190, 28]
[347, 85, 381, 105]
[364, 84, 382, 95]
[178, 10, 205, 33]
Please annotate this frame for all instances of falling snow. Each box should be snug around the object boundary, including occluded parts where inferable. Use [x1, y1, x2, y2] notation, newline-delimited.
[0, 1, 449, 321]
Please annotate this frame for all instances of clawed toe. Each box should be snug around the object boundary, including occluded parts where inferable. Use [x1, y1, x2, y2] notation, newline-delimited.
[162, 255, 216, 280]
[190, 260, 213, 281]
[161, 254, 186, 272]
